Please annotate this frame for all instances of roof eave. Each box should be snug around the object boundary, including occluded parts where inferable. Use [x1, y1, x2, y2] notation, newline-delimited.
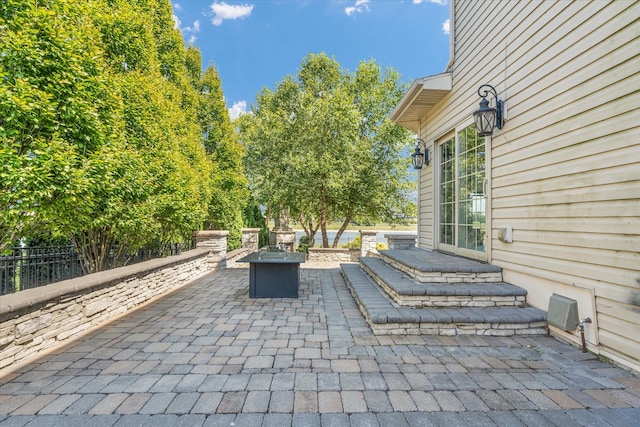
[390, 72, 452, 133]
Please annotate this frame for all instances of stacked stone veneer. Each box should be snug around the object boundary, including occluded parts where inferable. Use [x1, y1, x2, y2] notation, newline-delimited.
[385, 233, 417, 250]
[360, 230, 378, 257]
[241, 228, 260, 252]
[0, 230, 232, 373]
[193, 230, 228, 268]
[307, 248, 360, 262]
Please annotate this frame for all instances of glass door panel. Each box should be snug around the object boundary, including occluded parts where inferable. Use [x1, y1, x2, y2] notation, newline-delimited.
[439, 137, 455, 248]
[457, 126, 486, 252]
[437, 125, 486, 257]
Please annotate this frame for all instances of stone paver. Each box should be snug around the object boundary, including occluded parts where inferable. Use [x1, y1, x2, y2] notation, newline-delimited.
[0, 264, 639, 426]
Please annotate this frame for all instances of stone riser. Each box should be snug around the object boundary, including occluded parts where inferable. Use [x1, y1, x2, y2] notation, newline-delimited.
[353, 299, 547, 336]
[382, 257, 503, 283]
[369, 324, 550, 336]
[391, 295, 526, 308]
[361, 262, 525, 308]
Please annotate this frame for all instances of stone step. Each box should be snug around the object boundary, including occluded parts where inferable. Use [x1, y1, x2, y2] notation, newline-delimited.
[360, 257, 527, 308]
[340, 263, 547, 336]
[380, 249, 503, 283]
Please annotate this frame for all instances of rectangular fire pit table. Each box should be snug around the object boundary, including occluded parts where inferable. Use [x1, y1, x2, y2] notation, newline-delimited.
[237, 251, 306, 298]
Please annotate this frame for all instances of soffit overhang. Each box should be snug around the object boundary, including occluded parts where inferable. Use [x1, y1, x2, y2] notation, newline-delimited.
[390, 72, 452, 133]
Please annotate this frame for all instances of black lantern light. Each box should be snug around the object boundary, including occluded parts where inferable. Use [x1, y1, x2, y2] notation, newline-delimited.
[473, 84, 504, 137]
[411, 138, 430, 170]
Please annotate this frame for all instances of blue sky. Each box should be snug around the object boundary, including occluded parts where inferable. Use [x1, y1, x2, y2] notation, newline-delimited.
[171, 0, 451, 119]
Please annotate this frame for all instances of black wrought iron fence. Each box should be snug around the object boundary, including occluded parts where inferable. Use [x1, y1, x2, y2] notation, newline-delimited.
[0, 241, 194, 295]
[0, 246, 82, 295]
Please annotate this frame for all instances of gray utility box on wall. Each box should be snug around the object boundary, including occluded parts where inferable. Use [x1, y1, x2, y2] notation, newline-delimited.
[547, 293, 579, 331]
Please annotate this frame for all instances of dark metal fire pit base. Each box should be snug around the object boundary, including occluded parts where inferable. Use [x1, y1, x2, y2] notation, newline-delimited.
[238, 251, 306, 298]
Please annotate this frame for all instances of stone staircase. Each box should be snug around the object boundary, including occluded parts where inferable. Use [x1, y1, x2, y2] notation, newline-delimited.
[340, 248, 548, 336]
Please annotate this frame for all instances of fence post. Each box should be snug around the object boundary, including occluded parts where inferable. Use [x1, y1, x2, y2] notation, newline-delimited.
[241, 228, 260, 252]
[193, 230, 229, 269]
[360, 230, 378, 257]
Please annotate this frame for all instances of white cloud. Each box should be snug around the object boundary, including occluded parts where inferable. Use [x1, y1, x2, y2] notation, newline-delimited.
[176, 19, 200, 44]
[229, 100, 248, 120]
[210, 1, 254, 26]
[442, 18, 450, 35]
[345, 0, 370, 16]
[413, 0, 448, 5]
[173, 3, 182, 11]
[183, 19, 201, 34]
[171, 14, 181, 30]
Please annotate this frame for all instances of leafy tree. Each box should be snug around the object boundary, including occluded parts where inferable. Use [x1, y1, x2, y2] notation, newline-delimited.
[239, 53, 415, 247]
[1, 0, 214, 272]
[189, 55, 248, 250]
[0, 0, 119, 251]
[243, 197, 270, 248]
[185, 45, 202, 84]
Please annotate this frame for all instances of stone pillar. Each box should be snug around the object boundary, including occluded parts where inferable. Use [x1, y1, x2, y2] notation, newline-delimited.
[385, 233, 417, 250]
[242, 228, 260, 251]
[270, 208, 295, 251]
[193, 230, 229, 268]
[269, 230, 296, 252]
[360, 230, 378, 257]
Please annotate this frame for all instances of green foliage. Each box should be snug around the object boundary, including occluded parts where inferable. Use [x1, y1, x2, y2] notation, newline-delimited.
[239, 53, 416, 248]
[0, 0, 118, 251]
[185, 46, 202, 84]
[0, 0, 244, 272]
[243, 197, 270, 248]
[341, 235, 361, 250]
[192, 63, 249, 242]
[297, 235, 309, 253]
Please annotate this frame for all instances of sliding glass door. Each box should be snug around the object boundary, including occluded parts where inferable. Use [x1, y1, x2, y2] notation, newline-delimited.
[437, 125, 486, 259]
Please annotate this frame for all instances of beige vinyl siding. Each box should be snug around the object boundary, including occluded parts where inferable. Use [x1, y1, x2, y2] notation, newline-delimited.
[421, 0, 640, 369]
[417, 169, 434, 249]
[416, 121, 434, 249]
[462, 1, 640, 368]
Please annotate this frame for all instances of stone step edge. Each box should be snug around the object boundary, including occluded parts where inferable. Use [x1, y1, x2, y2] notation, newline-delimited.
[360, 257, 528, 296]
[380, 256, 504, 284]
[340, 264, 547, 335]
[360, 257, 526, 308]
[379, 249, 503, 273]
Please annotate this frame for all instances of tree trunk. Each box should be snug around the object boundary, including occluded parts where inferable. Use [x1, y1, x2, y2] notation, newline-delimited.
[72, 226, 118, 274]
[320, 188, 329, 247]
[298, 214, 319, 247]
[332, 210, 354, 248]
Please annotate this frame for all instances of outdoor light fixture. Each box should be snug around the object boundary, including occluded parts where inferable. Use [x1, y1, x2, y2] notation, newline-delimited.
[411, 138, 430, 170]
[473, 84, 504, 137]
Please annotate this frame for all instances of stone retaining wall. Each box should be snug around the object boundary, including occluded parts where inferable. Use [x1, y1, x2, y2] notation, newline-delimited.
[0, 228, 377, 372]
[0, 248, 218, 372]
[307, 248, 360, 262]
[225, 247, 252, 268]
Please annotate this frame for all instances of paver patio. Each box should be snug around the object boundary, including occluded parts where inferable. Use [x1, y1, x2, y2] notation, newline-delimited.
[1, 262, 639, 426]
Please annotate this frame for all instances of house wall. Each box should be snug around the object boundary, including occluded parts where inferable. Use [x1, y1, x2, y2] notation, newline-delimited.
[417, 121, 435, 249]
[419, 0, 639, 371]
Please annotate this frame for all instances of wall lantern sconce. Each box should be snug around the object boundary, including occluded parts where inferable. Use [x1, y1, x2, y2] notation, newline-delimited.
[411, 138, 430, 170]
[473, 84, 504, 137]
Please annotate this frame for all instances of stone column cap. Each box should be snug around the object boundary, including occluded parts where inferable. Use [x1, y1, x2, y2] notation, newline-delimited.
[242, 228, 261, 233]
[193, 230, 229, 238]
[360, 230, 378, 235]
